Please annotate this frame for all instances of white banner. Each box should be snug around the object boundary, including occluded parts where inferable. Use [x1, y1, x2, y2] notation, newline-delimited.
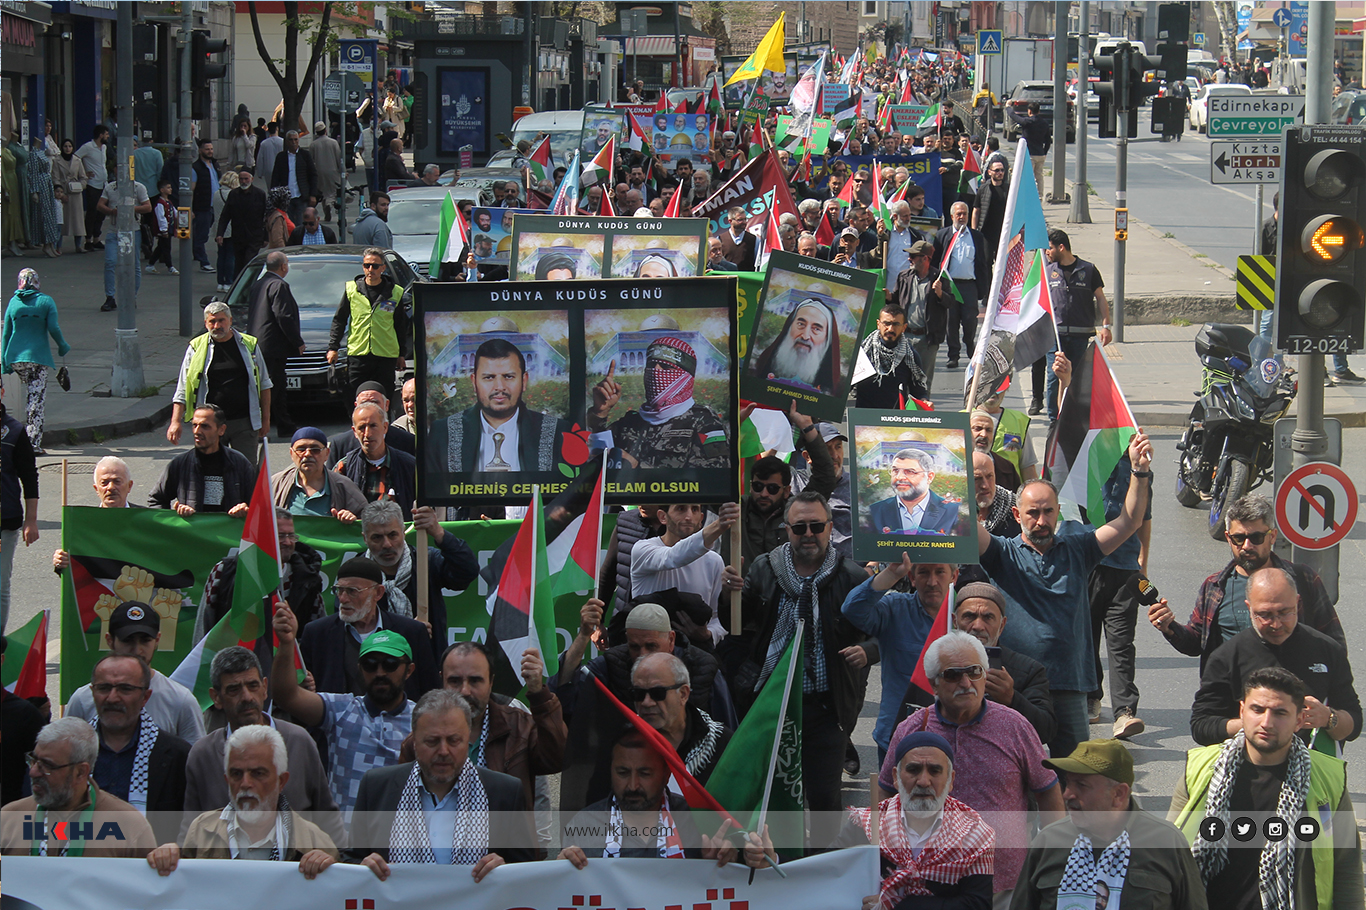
[3, 849, 880, 909]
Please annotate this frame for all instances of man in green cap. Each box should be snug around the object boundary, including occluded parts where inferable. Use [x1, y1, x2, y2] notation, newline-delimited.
[1013, 739, 1207, 910]
[271, 602, 416, 827]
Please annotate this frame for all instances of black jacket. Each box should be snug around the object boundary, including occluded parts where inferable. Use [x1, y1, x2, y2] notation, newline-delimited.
[216, 185, 268, 247]
[932, 224, 991, 292]
[0, 409, 37, 530]
[1190, 624, 1361, 746]
[344, 761, 534, 864]
[270, 147, 318, 201]
[200, 542, 327, 673]
[1008, 108, 1053, 157]
[334, 445, 417, 523]
[246, 271, 305, 361]
[285, 224, 337, 245]
[92, 725, 191, 846]
[327, 424, 416, 466]
[375, 535, 480, 665]
[191, 158, 219, 212]
[737, 551, 872, 734]
[1, 690, 44, 805]
[298, 610, 440, 701]
[148, 447, 255, 512]
[564, 791, 705, 857]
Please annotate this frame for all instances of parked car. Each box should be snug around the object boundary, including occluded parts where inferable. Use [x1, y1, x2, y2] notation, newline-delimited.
[1002, 80, 1076, 143]
[509, 110, 585, 167]
[1331, 90, 1366, 125]
[1189, 83, 1253, 133]
[206, 245, 423, 404]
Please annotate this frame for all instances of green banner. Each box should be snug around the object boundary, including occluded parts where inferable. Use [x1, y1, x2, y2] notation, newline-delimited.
[59, 508, 613, 703]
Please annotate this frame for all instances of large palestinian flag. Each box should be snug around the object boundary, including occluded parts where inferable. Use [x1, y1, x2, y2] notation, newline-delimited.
[1045, 341, 1139, 523]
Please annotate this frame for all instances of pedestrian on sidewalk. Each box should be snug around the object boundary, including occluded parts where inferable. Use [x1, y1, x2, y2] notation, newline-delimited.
[26, 139, 61, 259]
[96, 176, 152, 312]
[270, 130, 318, 225]
[149, 180, 178, 274]
[168, 302, 272, 470]
[51, 138, 88, 255]
[310, 122, 343, 223]
[265, 187, 294, 250]
[2, 268, 71, 453]
[191, 138, 220, 274]
[212, 169, 239, 291]
[75, 124, 109, 250]
[216, 168, 266, 271]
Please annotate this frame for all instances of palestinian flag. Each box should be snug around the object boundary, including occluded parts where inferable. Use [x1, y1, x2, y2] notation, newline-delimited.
[488, 486, 557, 685]
[527, 135, 554, 183]
[170, 592, 302, 710]
[958, 141, 982, 195]
[832, 169, 857, 218]
[754, 198, 783, 272]
[598, 189, 616, 216]
[794, 149, 811, 183]
[229, 450, 281, 636]
[2, 611, 48, 699]
[916, 102, 942, 134]
[869, 158, 891, 230]
[899, 77, 914, 104]
[625, 112, 650, 154]
[907, 585, 953, 697]
[429, 192, 469, 277]
[814, 209, 836, 248]
[663, 181, 684, 218]
[592, 675, 739, 823]
[581, 136, 614, 186]
[831, 90, 863, 135]
[548, 453, 606, 599]
[936, 226, 967, 305]
[887, 178, 910, 206]
[550, 151, 581, 215]
[1045, 341, 1139, 524]
[706, 80, 723, 115]
[707, 620, 804, 858]
[655, 92, 668, 113]
[747, 123, 769, 161]
[674, 99, 688, 114]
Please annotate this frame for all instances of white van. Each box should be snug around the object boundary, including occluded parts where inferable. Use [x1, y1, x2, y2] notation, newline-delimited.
[508, 110, 586, 168]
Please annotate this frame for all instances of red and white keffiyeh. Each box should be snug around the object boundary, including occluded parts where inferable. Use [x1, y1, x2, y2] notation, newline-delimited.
[851, 794, 995, 910]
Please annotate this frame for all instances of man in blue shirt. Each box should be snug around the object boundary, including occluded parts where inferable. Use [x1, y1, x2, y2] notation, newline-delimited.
[841, 557, 958, 764]
[1088, 454, 1152, 741]
[973, 430, 1153, 759]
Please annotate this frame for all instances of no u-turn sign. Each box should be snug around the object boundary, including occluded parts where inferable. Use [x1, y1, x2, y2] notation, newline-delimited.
[1275, 462, 1358, 550]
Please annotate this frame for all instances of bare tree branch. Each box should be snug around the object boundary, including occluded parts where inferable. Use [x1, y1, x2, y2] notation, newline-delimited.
[248, 1, 286, 89]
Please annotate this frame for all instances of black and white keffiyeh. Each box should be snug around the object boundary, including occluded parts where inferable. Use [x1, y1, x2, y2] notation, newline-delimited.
[861, 330, 927, 390]
[1192, 731, 1310, 910]
[223, 791, 295, 860]
[757, 543, 839, 693]
[383, 544, 415, 618]
[981, 485, 1017, 534]
[1058, 829, 1131, 904]
[90, 711, 158, 813]
[603, 797, 686, 858]
[682, 708, 726, 779]
[389, 760, 490, 865]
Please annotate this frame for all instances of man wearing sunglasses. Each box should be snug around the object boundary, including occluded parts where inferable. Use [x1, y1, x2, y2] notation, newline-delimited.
[271, 606, 418, 826]
[294, 555, 439, 700]
[1, 716, 156, 857]
[272, 427, 368, 522]
[625, 651, 731, 789]
[739, 490, 872, 849]
[327, 247, 412, 401]
[87, 654, 192, 845]
[1150, 493, 1344, 674]
[880, 630, 1064, 905]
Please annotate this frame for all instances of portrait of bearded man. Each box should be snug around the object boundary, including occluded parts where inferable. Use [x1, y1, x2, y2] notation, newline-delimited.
[753, 297, 843, 396]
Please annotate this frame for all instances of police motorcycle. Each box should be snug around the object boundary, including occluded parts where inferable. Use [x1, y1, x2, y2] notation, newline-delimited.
[1173, 323, 1297, 540]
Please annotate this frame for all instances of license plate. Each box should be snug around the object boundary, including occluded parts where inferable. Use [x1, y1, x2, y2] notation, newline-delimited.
[286, 376, 301, 389]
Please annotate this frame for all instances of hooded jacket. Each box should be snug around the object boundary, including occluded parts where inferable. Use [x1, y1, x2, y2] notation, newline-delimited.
[2, 288, 70, 371]
[350, 205, 393, 248]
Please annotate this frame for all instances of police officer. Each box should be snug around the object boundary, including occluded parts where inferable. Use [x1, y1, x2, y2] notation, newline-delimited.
[1044, 228, 1110, 421]
[587, 334, 729, 470]
[326, 247, 412, 400]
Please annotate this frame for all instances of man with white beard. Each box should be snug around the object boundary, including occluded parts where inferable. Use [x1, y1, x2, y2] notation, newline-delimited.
[147, 725, 340, 876]
[838, 730, 996, 909]
[752, 298, 842, 396]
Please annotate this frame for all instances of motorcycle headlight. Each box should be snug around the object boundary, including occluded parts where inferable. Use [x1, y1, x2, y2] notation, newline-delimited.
[1232, 394, 1256, 421]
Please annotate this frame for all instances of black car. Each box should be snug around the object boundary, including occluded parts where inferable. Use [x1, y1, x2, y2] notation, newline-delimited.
[207, 245, 422, 404]
[1002, 80, 1077, 144]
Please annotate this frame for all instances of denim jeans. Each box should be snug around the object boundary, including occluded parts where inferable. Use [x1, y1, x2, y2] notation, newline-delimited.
[192, 209, 215, 266]
[216, 238, 237, 286]
[1049, 690, 1092, 760]
[103, 231, 143, 299]
[0, 528, 17, 633]
[1047, 333, 1093, 420]
[1332, 353, 1349, 373]
[1256, 308, 1274, 338]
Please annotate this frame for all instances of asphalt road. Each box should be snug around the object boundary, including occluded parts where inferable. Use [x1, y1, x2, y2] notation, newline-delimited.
[1056, 118, 1270, 271]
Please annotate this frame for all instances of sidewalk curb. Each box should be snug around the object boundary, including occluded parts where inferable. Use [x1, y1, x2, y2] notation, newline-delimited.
[41, 400, 174, 448]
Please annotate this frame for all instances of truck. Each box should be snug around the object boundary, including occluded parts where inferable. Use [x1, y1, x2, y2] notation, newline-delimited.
[980, 37, 1056, 97]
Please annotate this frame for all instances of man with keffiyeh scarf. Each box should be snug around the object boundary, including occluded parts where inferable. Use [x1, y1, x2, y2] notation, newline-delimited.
[346, 689, 536, 879]
[1170, 666, 1362, 910]
[855, 302, 928, 409]
[838, 731, 995, 910]
[1015, 738, 1206, 910]
[737, 490, 872, 850]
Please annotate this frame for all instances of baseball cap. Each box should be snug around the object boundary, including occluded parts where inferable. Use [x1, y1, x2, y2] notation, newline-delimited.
[906, 239, 934, 256]
[1043, 739, 1134, 785]
[360, 629, 412, 661]
[380, 120, 396, 129]
[624, 603, 672, 632]
[840, 226, 860, 240]
[109, 601, 160, 639]
[814, 421, 847, 444]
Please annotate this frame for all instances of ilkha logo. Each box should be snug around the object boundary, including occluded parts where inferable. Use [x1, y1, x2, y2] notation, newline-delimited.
[22, 817, 126, 841]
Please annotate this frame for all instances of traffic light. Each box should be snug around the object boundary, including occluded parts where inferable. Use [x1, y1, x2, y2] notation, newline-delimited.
[1276, 126, 1366, 354]
[1154, 2, 1190, 85]
[1095, 50, 1118, 138]
[1096, 44, 1156, 138]
[190, 29, 229, 120]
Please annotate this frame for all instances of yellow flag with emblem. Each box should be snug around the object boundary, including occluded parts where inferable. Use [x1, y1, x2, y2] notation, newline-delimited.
[725, 13, 787, 86]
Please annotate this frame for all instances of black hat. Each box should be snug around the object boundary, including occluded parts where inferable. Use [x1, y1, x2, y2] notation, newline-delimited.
[337, 556, 385, 585]
[109, 601, 160, 639]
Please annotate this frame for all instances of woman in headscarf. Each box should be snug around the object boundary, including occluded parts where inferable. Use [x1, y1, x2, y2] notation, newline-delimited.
[2, 269, 70, 453]
[50, 138, 88, 255]
[264, 185, 294, 249]
[26, 138, 61, 257]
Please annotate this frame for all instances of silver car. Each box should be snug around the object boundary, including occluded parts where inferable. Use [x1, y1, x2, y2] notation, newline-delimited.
[385, 186, 476, 278]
